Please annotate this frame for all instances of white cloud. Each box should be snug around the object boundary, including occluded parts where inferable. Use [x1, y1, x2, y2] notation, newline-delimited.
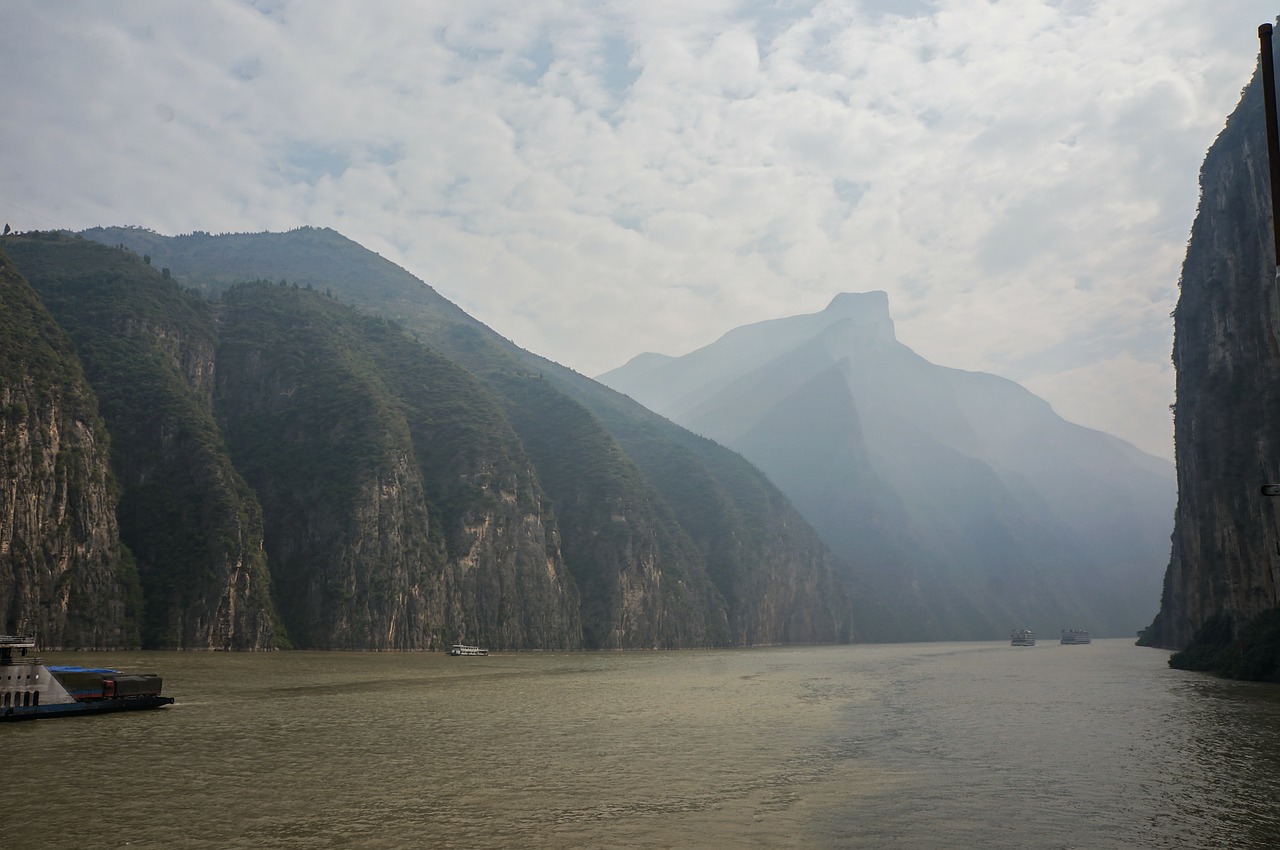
[3, 0, 1276, 461]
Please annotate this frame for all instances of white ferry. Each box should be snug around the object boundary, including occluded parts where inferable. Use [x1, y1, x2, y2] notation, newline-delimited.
[1010, 628, 1035, 646]
[1060, 629, 1092, 645]
[448, 644, 489, 656]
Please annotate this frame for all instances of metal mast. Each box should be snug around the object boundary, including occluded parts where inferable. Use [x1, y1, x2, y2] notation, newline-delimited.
[1258, 24, 1280, 266]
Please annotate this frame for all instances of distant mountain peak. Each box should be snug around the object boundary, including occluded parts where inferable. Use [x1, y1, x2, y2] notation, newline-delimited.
[825, 290, 889, 314]
[618, 351, 673, 370]
[821, 291, 896, 344]
[599, 288, 1174, 642]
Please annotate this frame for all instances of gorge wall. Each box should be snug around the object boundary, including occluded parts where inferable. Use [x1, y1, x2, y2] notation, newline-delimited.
[1142, 60, 1280, 651]
[2, 230, 854, 650]
[77, 225, 859, 649]
[0, 251, 138, 648]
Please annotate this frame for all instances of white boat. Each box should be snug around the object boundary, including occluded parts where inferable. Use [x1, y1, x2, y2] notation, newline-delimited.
[1060, 629, 1092, 645]
[1010, 628, 1035, 646]
[448, 644, 489, 656]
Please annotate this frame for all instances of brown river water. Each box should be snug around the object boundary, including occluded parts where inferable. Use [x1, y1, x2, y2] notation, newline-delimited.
[2, 640, 1278, 849]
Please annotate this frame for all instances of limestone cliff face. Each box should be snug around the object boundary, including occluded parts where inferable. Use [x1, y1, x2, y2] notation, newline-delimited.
[214, 284, 581, 649]
[601, 421, 851, 646]
[109, 316, 276, 651]
[715, 501, 850, 646]
[447, 461, 581, 649]
[4, 230, 854, 650]
[1143, 65, 1280, 648]
[490, 372, 728, 649]
[86, 225, 860, 648]
[0, 251, 136, 648]
[4, 236, 277, 649]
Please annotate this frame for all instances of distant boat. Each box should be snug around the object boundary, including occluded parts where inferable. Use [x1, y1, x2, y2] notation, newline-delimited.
[448, 644, 489, 656]
[1010, 628, 1035, 646]
[1, 634, 174, 721]
[1060, 629, 1092, 645]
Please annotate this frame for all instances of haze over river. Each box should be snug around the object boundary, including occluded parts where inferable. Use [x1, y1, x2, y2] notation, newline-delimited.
[3, 640, 1278, 848]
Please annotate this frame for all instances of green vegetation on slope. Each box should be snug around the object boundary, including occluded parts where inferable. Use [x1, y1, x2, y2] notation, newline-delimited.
[492, 369, 722, 648]
[0, 247, 86, 390]
[216, 281, 579, 649]
[4, 234, 278, 648]
[80, 226, 856, 647]
[0, 245, 142, 646]
[1168, 610, 1280, 681]
[545, 369, 855, 644]
[216, 281, 444, 647]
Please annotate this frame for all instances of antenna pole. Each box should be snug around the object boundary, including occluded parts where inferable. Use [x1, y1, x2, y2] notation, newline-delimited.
[1258, 24, 1280, 267]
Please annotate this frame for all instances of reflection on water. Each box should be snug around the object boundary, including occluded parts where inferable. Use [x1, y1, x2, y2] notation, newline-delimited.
[1, 641, 1278, 849]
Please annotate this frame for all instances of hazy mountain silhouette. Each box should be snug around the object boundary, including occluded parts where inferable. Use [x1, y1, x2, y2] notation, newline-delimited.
[601, 291, 1175, 640]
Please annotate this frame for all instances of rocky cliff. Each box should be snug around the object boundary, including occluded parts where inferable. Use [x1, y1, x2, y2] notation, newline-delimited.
[536, 373, 855, 645]
[3, 230, 845, 650]
[76, 226, 856, 649]
[4, 235, 278, 649]
[1141, 60, 1280, 653]
[214, 282, 581, 649]
[0, 249, 138, 648]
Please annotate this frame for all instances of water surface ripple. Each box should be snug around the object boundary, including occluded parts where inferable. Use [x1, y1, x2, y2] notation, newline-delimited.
[3, 640, 1277, 848]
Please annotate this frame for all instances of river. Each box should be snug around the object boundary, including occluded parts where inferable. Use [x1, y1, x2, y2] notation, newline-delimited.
[2, 640, 1278, 848]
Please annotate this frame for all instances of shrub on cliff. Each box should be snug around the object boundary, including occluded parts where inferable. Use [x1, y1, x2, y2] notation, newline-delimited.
[1170, 610, 1280, 681]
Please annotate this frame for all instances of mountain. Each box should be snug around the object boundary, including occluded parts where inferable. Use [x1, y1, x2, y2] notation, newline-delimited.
[1137, 56, 1280, 679]
[0, 246, 139, 647]
[215, 281, 585, 650]
[5, 234, 280, 649]
[600, 291, 1176, 640]
[2, 227, 855, 649]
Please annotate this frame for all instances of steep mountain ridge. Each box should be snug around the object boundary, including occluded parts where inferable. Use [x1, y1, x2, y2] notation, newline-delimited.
[215, 282, 581, 649]
[602, 292, 1176, 640]
[0, 248, 139, 647]
[3, 227, 856, 648]
[4, 235, 278, 648]
[624, 291, 897, 428]
[529, 364, 856, 644]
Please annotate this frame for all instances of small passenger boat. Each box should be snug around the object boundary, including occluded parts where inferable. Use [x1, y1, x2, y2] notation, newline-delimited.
[448, 644, 489, 656]
[1, 634, 174, 721]
[1060, 629, 1092, 645]
[1010, 628, 1035, 646]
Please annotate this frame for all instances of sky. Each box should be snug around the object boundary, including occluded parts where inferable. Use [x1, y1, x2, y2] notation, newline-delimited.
[3, 1, 1277, 461]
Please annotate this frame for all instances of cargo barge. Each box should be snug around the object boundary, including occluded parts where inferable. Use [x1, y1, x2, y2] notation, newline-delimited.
[1, 634, 174, 721]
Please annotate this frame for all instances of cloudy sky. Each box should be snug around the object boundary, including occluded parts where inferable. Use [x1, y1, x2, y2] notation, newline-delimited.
[3, 1, 1276, 460]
